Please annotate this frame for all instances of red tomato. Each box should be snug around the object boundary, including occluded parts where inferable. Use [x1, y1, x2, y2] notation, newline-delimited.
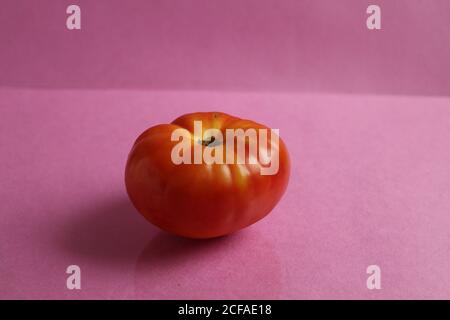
[125, 112, 290, 238]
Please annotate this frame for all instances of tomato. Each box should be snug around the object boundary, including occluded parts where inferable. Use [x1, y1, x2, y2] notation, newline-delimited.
[125, 112, 290, 239]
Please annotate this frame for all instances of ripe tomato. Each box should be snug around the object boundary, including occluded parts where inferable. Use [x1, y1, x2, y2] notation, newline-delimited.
[125, 112, 290, 239]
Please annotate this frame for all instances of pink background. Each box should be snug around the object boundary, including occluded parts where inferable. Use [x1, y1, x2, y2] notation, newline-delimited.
[1, 1, 450, 299]
[1, 0, 450, 95]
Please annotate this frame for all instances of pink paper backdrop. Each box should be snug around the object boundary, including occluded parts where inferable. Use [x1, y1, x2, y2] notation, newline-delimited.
[1, 1, 450, 300]
[1, 0, 449, 95]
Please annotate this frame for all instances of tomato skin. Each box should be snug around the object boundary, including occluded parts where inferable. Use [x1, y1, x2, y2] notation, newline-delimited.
[125, 112, 290, 239]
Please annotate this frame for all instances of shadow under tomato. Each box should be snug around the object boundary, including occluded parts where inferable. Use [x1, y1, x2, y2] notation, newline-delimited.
[60, 196, 158, 267]
[134, 228, 282, 299]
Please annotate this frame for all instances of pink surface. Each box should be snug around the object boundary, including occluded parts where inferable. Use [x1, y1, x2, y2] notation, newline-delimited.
[1, 88, 450, 299]
[1, 0, 450, 95]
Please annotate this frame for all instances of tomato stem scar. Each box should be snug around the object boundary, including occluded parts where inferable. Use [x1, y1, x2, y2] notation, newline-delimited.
[201, 136, 216, 146]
